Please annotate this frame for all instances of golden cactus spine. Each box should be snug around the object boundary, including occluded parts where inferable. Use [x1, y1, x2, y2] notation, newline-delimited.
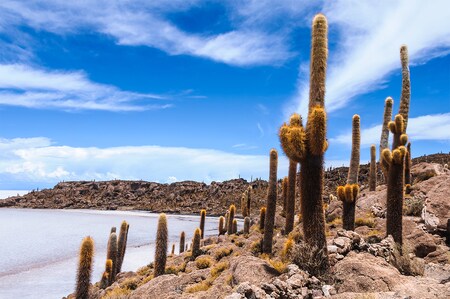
[262, 149, 278, 254]
[259, 207, 266, 231]
[347, 115, 361, 184]
[382, 146, 407, 245]
[199, 209, 206, 239]
[106, 232, 118, 281]
[116, 221, 129, 274]
[227, 205, 236, 235]
[337, 184, 359, 230]
[192, 228, 201, 259]
[285, 160, 297, 234]
[154, 213, 168, 277]
[244, 217, 250, 235]
[369, 145, 377, 191]
[380, 97, 393, 173]
[390, 114, 408, 150]
[75, 236, 94, 299]
[399, 45, 411, 132]
[278, 14, 328, 260]
[179, 231, 185, 254]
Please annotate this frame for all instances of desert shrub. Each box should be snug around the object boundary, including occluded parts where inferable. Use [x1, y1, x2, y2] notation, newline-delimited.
[136, 265, 151, 276]
[102, 287, 132, 299]
[195, 256, 213, 269]
[210, 261, 229, 278]
[235, 239, 245, 247]
[185, 280, 211, 293]
[355, 217, 376, 228]
[121, 277, 139, 290]
[289, 243, 328, 277]
[404, 197, 424, 216]
[214, 247, 233, 261]
[281, 238, 295, 261]
[268, 259, 288, 274]
[327, 217, 342, 228]
[389, 243, 424, 276]
[165, 265, 180, 275]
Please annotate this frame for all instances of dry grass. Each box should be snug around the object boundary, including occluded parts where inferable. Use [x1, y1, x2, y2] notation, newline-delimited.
[404, 197, 424, 216]
[355, 217, 376, 228]
[289, 243, 328, 277]
[195, 256, 213, 269]
[281, 238, 295, 261]
[214, 247, 233, 261]
[185, 280, 212, 293]
[102, 287, 132, 299]
[210, 261, 229, 278]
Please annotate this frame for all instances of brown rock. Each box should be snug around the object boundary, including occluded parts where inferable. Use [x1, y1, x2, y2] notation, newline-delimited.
[230, 255, 278, 285]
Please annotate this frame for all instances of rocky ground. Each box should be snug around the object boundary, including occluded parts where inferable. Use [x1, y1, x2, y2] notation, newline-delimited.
[59, 156, 450, 299]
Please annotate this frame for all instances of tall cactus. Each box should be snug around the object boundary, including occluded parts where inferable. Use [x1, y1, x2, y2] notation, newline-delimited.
[278, 14, 328, 260]
[399, 45, 411, 133]
[262, 149, 278, 254]
[232, 219, 238, 234]
[382, 146, 407, 245]
[75, 236, 94, 299]
[192, 228, 201, 259]
[390, 114, 408, 150]
[199, 209, 206, 239]
[369, 144, 377, 191]
[179, 231, 185, 254]
[337, 184, 360, 230]
[285, 160, 297, 234]
[154, 213, 168, 277]
[116, 221, 129, 274]
[380, 97, 393, 174]
[241, 193, 249, 218]
[281, 177, 288, 217]
[106, 232, 118, 281]
[259, 207, 266, 231]
[348, 115, 361, 184]
[218, 216, 225, 235]
[244, 217, 250, 235]
[405, 142, 412, 185]
[227, 205, 236, 235]
[246, 186, 252, 215]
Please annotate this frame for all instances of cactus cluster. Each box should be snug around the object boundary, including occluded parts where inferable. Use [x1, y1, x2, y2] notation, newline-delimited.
[278, 14, 329, 262]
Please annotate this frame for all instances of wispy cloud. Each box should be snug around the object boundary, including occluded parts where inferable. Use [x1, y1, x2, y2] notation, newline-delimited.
[0, 1, 298, 66]
[0, 64, 171, 111]
[331, 113, 450, 147]
[292, 0, 450, 117]
[232, 143, 258, 150]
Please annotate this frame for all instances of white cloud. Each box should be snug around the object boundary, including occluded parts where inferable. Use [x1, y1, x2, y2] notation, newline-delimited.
[0, 64, 171, 111]
[331, 113, 450, 147]
[292, 0, 450, 117]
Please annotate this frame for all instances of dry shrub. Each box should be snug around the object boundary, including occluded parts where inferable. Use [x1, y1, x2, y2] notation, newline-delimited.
[403, 197, 424, 216]
[289, 243, 328, 277]
[210, 261, 229, 278]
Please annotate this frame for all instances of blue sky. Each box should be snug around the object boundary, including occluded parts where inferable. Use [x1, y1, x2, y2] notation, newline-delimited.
[0, 0, 449, 189]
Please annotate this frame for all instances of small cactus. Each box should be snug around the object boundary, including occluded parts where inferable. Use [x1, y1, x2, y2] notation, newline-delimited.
[244, 217, 250, 235]
[75, 236, 94, 299]
[100, 259, 113, 288]
[179, 231, 185, 254]
[348, 115, 361, 185]
[232, 219, 238, 234]
[192, 228, 201, 259]
[116, 221, 129, 274]
[369, 144, 377, 191]
[106, 232, 118, 281]
[285, 160, 297, 234]
[337, 184, 360, 231]
[224, 210, 229, 231]
[171, 244, 175, 255]
[382, 146, 407, 245]
[227, 205, 236, 235]
[199, 209, 206, 239]
[218, 216, 226, 235]
[99, 271, 109, 290]
[259, 207, 266, 231]
[263, 149, 278, 254]
[154, 213, 168, 277]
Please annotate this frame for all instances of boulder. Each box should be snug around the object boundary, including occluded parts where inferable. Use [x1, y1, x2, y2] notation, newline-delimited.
[230, 255, 278, 285]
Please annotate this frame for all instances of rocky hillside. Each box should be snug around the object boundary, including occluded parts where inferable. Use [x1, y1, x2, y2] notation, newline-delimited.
[64, 161, 450, 299]
[2, 153, 448, 216]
